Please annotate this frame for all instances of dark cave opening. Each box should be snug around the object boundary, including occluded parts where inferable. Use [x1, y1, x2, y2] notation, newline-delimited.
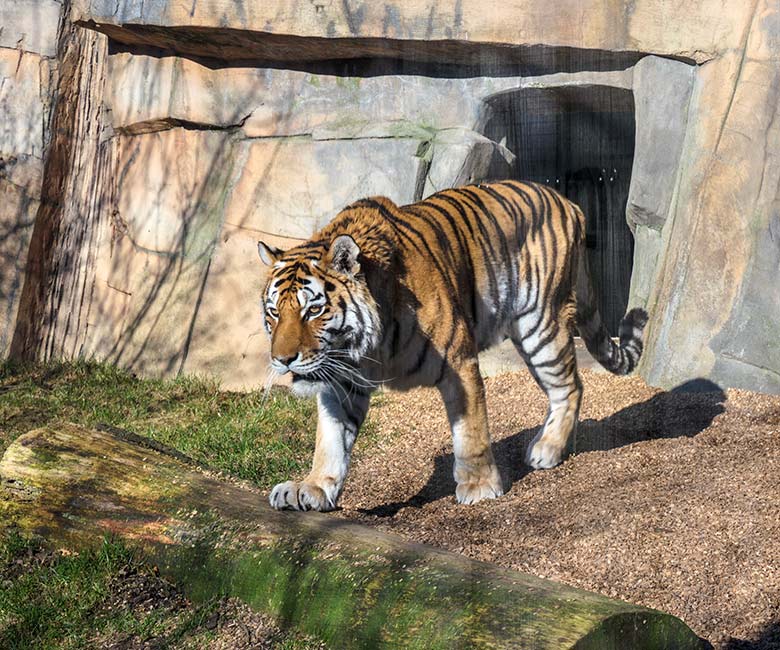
[482, 85, 636, 335]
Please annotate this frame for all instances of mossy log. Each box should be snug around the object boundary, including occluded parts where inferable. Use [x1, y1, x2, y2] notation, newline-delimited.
[0, 424, 704, 649]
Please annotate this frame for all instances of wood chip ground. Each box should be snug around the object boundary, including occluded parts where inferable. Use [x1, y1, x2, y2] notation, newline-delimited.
[335, 369, 780, 650]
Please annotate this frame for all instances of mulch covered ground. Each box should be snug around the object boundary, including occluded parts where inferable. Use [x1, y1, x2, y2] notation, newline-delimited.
[336, 369, 780, 649]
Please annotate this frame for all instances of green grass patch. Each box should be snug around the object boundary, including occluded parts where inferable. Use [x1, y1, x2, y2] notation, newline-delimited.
[0, 360, 390, 648]
[0, 533, 323, 649]
[0, 534, 132, 649]
[0, 360, 384, 488]
[0, 360, 323, 489]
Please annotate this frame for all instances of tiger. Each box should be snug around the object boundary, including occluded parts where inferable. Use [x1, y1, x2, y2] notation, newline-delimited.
[257, 180, 648, 512]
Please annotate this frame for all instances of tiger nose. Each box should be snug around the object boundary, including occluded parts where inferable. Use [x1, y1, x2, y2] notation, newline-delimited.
[274, 353, 299, 367]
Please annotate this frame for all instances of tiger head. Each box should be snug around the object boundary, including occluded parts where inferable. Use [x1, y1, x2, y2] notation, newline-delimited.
[257, 235, 381, 392]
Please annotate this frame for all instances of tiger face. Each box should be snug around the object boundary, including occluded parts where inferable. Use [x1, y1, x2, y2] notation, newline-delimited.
[258, 235, 381, 394]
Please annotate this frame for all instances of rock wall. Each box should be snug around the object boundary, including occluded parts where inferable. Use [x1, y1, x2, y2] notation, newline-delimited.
[0, 0, 62, 354]
[2, 0, 778, 393]
[84, 58, 536, 385]
[641, 0, 780, 393]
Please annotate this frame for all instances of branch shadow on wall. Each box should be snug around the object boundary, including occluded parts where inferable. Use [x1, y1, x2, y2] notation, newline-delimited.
[362, 378, 727, 518]
[89, 61, 316, 378]
[3, 27, 321, 375]
[0, 155, 40, 354]
[0, 43, 56, 355]
[11, 40, 312, 375]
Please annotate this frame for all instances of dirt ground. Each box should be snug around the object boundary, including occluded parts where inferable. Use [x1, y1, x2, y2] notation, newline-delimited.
[335, 369, 780, 650]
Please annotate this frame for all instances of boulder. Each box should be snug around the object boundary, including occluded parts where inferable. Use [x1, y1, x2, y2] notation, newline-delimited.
[709, 103, 780, 393]
[626, 56, 694, 310]
[641, 0, 780, 391]
[627, 56, 695, 233]
[422, 128, 515, 198]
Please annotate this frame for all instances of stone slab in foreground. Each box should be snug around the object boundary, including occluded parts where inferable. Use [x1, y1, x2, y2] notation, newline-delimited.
[0, 424, 705, 649]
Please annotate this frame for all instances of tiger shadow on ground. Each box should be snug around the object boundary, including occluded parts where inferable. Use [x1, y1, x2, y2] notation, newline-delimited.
[725, 621, 780, 650]
[362, 378, 726, 518]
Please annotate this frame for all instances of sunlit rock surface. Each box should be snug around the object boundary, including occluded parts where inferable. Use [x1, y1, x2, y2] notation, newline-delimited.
[0, 9, 60, 354]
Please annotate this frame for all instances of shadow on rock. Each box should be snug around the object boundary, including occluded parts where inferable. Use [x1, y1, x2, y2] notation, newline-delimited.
[363, 378, 726, 518]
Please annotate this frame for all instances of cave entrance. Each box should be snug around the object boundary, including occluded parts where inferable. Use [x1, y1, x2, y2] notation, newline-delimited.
[482, 85, 636, 335]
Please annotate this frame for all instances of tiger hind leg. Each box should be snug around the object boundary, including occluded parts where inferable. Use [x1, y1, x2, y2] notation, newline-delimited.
[511, 310, 583, 469]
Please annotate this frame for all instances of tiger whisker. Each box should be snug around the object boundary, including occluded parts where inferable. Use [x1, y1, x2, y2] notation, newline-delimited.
[322, 364, 363, 407]
[321, 358, 382, 389]
[322, 352, 393, 383]
[330, 366, 390, 390]
[260, 367, 278, 408]
[326, 349, 381, 365]
[314, 366, 353, 409]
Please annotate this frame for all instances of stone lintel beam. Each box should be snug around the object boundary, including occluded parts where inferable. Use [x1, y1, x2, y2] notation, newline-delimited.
[79, 20, 653, 73]
[71, 0, 753, 65]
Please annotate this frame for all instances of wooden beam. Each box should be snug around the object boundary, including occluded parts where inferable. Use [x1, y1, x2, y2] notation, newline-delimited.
[0, 424, 704, 649]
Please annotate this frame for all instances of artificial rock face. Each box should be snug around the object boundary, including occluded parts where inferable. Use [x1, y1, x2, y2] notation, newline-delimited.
[2, 0, 779, 393]
[0, 3, 60, 355]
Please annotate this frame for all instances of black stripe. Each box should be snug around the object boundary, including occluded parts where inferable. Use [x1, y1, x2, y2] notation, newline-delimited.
[450, 189, 500, 309]
[407, 337, 432, 376]
[406, 202, 480, 330]
[362, 199, 460, 348]
[529, 340, 574, 369]
[435, 193, 496, 326]
[459, 187, 512, 269]
[517, 263, 542, 318]
[389, 318, 401, 356]
[434, 357, 448, 386]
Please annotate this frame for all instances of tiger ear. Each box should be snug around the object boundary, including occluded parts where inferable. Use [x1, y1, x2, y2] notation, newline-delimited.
[327, 235, 360, 276]
[257, 241, 282, 266]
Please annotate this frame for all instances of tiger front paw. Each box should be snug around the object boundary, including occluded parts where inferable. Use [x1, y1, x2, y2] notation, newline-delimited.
[526, 437, 566, 469]
[455, 465, 504, 505]
[268, 480, 336, 512]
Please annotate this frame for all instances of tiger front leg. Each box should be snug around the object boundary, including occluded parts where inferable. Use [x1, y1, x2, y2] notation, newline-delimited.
[439, 359, 504, 505]
[269, 390, 369, 512]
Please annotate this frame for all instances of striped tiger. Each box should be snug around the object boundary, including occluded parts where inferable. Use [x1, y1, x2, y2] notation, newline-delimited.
[257, 180, 648, 511]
